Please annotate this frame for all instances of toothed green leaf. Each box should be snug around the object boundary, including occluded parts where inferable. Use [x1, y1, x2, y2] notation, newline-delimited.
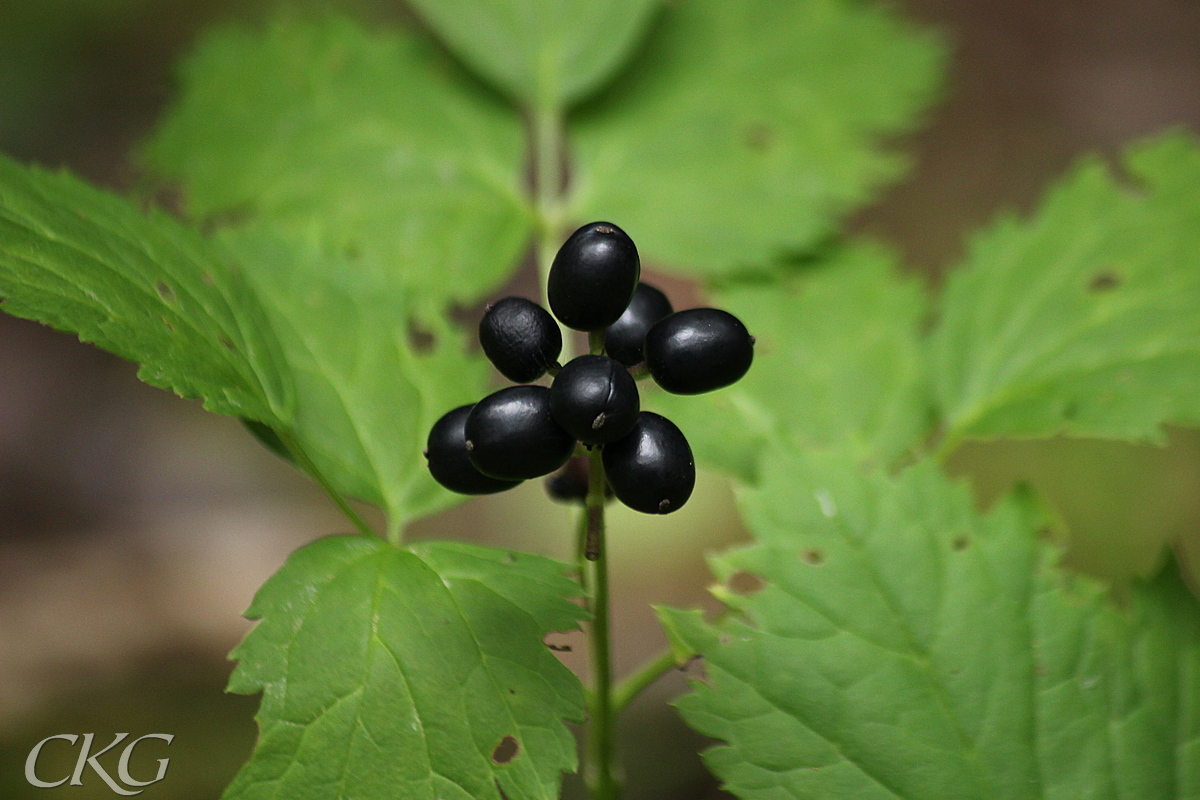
[648, 242, 928, 482]
[144, 15, 532, 310]
[665, 448, 1200, 800]
[570, 0, 945, 277]
[225, 535, 587, 800]
[932, 132, 1200, 448]
[0, 154, 290, 424]
[223, 231, 489, 527]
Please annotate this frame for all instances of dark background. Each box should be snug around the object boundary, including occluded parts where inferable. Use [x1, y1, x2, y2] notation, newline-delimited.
[0, 1, 1198, 797]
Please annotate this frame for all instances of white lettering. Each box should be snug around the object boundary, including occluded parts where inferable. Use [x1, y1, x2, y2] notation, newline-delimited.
[25, 734, 79, 788]
[72, 732, 140, 796]
[118, 733, 174, 788]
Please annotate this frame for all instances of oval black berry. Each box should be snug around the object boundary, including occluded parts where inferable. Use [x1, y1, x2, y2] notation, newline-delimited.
[426, 405, 523, 495]
[550, 354, 640, 445]
[602, 412, 695, 514]
[464, 386, 576, 480]
[644, 308, 754, 394]
[548, 221, 640, 331]
[604, 282, 673, 366]
[479, 296, 562, 383]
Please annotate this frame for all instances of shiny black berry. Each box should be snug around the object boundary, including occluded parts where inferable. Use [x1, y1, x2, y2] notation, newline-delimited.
[479, 297, 562, 383]
[644, 308, 754, 394]
[602, 412, 695, 514]
[604, 282, 673, 366]
[548, 221, 640, 331]
[464, 386, 576, 480]
[549, 354, 640, 445]
[544, 456, 613, 504]
[425, 405, 522, 495]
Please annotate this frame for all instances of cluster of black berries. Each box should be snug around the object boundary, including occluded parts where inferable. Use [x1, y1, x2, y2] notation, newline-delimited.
[425, 222, 754, 514]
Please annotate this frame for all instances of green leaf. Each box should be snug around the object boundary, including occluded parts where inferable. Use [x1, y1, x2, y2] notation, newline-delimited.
[0, 155, 291, 425]
[407, 0, 661, 108]
[225, 535, 587, 800]
[648, 242, 929, 482]
[144, 14, 532, 309]
[931, 131, 1200, 450]
[569, 0, 945, 277]
[224, 231, 490, 528]
[664, 448, 1200, 800]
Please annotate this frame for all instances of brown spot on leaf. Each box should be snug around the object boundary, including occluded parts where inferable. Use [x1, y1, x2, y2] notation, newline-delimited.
[407, 320, 435, 352]
[744, 123, 773, 152]
[952, 536, 970, 551]
[200, 271, 214, 286]
[219, 335, 235, 351]
[1089, 272, 1121, 292]
[727, 571, 765, 595]
[492, 735, 519, 764]
[803, 549, 824, 566]
[156, 281, 175, 303]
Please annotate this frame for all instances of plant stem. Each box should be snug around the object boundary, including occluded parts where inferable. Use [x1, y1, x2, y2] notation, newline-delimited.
[584, 446, 619, 800]
[278, 429, 377, 540]
[530, 96, 617, 799]
[532, 104, 572, 362]
[612, 647, 684, 715]
[575, 505, 591, 606]
[612, 605, 735, 714]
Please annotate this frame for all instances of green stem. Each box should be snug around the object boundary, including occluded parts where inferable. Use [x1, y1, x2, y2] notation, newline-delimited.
[612, 647, 681, 715]
[532, 104, 572, 363]
[278, 429, 377, 540]
[584, 446, 619, 800]
[575, 505, 591, 606]
[612, 605, 735, 714]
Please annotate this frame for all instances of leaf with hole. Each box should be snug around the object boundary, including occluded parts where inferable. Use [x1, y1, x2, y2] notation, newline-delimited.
[144, 15, 532, 310]
[223, 231, 491, 529]
[659, 447, 1200, 799]
[648, 241, 928, 482]
[0, 154, 290, 425]
[225, 535, 587, 800]
[569, 0, 945, 277]
[931, 132, 1200, 450]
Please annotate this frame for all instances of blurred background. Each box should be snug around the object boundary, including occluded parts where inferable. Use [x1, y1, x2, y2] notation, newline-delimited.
[0, 0, 1198, 797]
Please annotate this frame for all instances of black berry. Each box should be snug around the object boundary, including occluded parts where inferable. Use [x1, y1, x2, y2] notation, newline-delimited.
[544, 456, 613, 504]
[602, 412, 695, 514]
[604, 282, 673, 366]
[479, 297, 562, 383]
[548, 222, 640, 331]
[550, 354, 640, 445]
[464, 386, 576, 480]
[426, 405, 522, 494]
[644, 308, 754, 394]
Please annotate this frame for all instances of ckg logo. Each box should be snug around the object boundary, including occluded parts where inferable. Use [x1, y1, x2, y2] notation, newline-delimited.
[25, 733, 174, 795]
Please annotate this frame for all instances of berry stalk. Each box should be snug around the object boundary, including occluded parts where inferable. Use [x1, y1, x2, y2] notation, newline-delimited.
[584, 444, 619, 800]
